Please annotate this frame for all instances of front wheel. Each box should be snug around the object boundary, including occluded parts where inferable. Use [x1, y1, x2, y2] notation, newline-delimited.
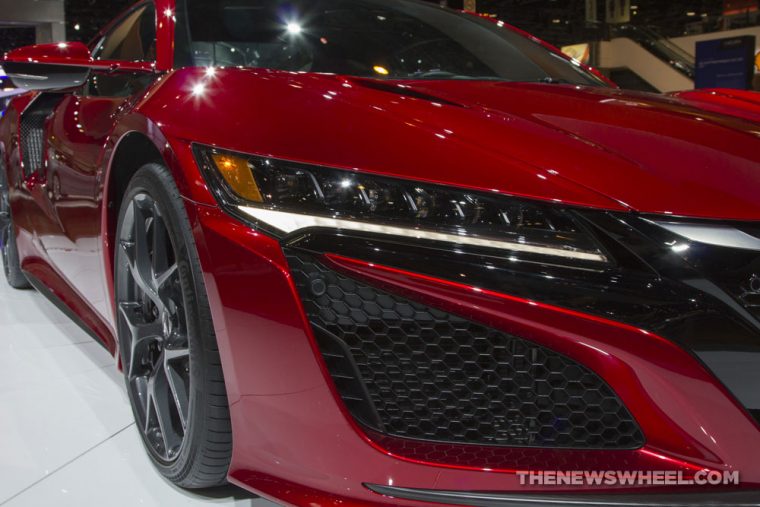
[114, 163, 232, 488]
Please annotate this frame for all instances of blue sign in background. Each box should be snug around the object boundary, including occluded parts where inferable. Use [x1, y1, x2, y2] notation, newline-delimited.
[695, 36, 756, 89]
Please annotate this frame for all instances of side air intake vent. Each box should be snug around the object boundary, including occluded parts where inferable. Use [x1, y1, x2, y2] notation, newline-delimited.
[20, 94, 62, 177]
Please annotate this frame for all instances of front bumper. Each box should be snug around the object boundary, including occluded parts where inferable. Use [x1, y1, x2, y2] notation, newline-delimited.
[186, 202, 760, 506]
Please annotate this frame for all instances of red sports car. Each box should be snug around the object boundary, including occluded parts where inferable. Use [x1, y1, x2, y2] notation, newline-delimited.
[1, 0, 759, 505]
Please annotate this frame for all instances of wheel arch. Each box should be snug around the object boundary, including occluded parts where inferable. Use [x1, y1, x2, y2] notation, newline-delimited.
[103, 130, 163, 290]
[100, 114, 202, 319]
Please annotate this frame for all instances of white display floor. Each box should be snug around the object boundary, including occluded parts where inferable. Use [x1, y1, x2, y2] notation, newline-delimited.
[0, 279, 277, 506]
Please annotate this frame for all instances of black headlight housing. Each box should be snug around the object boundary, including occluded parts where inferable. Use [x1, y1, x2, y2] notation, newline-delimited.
[193, 144, 611, 268]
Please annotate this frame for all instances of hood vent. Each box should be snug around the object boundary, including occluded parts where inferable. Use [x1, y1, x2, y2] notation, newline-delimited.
[349, 78, 463, 108]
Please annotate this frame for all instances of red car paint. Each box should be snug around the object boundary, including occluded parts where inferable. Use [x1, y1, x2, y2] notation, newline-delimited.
[671, 88, 760, 124]
[2, 0, 760, 505]
[2, 42, 92, 66]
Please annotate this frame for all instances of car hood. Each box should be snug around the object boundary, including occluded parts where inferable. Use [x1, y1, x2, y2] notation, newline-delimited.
[150, 69, 760, 221]
[402, 80, 760, 221]
[670, 88, 760, 125]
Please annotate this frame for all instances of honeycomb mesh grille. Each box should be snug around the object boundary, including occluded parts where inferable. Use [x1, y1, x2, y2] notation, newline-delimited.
[286, 251, 645, 449]
[20, 95, 60, 177]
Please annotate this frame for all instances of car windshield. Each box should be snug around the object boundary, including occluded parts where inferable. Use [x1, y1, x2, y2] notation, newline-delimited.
[175, 0, 607, 86]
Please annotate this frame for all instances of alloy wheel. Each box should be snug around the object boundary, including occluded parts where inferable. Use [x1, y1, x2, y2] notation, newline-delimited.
[116, 192, 191, 462]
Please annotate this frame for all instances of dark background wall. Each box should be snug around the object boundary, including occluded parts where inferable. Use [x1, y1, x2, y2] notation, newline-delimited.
[65, 0, 133, 43]
[0, 27, 36, 55]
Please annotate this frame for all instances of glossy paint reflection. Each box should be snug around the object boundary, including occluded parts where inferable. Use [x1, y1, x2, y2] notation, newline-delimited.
[1, 0, 760, 504]
[145, 67, 760, 221]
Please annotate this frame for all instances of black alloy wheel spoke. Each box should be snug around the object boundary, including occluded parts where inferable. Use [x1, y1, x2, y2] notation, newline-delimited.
[129, 200, 162, 307]
[165, 346, 190, 431]
[117, 192, 191, 463]
[150, 201, 178, 291]
[146, 358, 183, 458]
[118, 302, 163, 378]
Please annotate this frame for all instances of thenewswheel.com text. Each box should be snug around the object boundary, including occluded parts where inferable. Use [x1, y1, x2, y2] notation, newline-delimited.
[517, 470, 740, 487]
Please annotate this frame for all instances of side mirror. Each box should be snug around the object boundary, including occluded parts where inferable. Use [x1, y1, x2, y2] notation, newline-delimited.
[3, 42, 93, 91]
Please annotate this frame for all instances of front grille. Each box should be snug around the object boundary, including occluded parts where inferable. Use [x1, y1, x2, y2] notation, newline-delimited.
[286, 251, 645, 449]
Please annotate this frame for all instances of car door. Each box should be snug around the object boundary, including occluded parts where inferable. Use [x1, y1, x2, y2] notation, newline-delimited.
[43, 2, 158, 322]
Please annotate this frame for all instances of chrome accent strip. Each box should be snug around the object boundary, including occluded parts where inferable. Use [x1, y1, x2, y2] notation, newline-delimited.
[364, 484, 760, 507]
[238, 206, 607, 262]
[653, 221, 760, 251]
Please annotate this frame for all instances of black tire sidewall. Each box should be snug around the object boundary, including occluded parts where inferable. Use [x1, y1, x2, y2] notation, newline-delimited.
[114, 163, 230, 486]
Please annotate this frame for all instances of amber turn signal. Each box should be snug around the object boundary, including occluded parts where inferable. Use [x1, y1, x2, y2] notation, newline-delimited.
[210, 153, 263, 203]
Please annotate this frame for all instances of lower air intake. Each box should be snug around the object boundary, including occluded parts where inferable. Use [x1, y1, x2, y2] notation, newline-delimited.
[286, 251, 645, 449]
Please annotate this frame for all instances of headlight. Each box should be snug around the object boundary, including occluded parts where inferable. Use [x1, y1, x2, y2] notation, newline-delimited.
[193, 145, 609, 264]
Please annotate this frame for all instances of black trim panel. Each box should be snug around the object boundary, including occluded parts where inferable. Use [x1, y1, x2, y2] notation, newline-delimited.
[365, 484, 760, 507]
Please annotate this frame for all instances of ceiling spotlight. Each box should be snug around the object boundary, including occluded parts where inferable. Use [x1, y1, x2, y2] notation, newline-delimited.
[286, 22, 302, 35]
[74, 23, 81, 31]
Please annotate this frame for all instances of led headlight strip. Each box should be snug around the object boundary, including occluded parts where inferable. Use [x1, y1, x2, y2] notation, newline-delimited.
[238, 206, 607, 262]
[194, 145, 609, 264]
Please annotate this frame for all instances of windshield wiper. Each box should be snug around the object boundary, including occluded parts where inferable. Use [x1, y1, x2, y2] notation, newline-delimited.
[404, 70, 509, 81]
[535, 77, 574, 84]
[408, 70, 464, 79]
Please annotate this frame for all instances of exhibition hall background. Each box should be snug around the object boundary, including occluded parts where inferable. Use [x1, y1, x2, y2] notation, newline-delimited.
[0, 1, 750, 49]
[0, 1, 759, 93]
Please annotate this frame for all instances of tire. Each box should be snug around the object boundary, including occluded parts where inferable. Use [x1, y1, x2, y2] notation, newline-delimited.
[0, 160, 31, 290]
[114, 163, 232, 488]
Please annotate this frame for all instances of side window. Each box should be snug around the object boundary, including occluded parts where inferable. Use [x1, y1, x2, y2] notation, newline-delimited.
[92, 4, 157, 63]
